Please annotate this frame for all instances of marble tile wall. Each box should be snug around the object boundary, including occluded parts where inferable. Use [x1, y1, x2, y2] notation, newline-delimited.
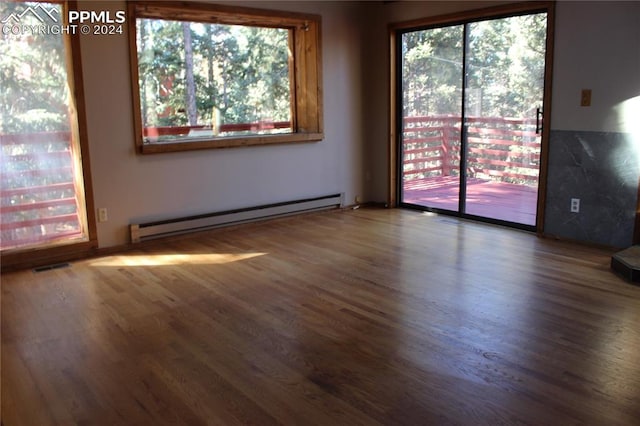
[545, 130, 639, 248]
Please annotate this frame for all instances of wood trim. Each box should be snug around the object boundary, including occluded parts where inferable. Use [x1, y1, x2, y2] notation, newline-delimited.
[140, 133, 323, 155]
[311, 19, 324, 134]
[127, 1, 323, 154]
[132, 1, 320, 26]
[389, 1, 555, 31]
[536, 2, 555, 234]
[127, 1, 145, 153]
[1, 240, 99, 273]
[294, 20, 322, 134]
[66, 0, 97, 247]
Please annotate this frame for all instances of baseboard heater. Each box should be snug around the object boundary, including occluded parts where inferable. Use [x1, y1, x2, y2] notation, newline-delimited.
[130, 193, 343, 243]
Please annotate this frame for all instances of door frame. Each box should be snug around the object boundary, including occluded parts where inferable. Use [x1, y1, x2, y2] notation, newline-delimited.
[389, 1, 555, 234]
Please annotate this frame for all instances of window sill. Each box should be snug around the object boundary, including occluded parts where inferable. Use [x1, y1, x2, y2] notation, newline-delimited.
[139, 132, 324, 154]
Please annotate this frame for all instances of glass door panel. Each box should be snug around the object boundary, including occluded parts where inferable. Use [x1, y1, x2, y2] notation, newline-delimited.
[463, 14, 546, 226]
[400, 26, 463, 211]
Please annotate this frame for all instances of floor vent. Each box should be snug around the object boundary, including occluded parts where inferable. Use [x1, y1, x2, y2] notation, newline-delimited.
[33, 263, 70, 273]
[130, 193, 343, 243]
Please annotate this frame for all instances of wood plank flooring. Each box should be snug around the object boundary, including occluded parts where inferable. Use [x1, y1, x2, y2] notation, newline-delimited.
[2, 208, 640, 425]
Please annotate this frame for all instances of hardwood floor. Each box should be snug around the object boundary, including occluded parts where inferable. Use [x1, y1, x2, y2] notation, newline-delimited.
[2, 208, 639, 425]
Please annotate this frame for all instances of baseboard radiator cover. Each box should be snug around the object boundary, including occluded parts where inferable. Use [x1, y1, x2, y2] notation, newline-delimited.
[130, 193, 343, 243]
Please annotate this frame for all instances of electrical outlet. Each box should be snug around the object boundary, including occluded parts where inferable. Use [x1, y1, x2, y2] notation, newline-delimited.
[98, 208, 108, 222]
[570, 198, 580, 213]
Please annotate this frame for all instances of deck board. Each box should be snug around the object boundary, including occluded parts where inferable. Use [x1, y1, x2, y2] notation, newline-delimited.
[403, 176, 538, 225]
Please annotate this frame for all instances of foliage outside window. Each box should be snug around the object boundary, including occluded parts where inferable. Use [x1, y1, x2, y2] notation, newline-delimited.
[128, 1, 323, 153]
[401, 14, 547, 120]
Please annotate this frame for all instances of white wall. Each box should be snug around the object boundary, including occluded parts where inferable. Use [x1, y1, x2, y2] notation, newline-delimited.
[79, 1, 365, 247]
[551, 0, 640, 133]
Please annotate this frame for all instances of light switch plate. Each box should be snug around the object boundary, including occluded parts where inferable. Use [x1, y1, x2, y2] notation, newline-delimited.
[581, 89, 592, 107]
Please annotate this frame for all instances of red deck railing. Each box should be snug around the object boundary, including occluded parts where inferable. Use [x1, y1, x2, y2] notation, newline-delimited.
[1, 131, 83, 250]
[143, 121, 292, 139]
[402, 115, 541, 186]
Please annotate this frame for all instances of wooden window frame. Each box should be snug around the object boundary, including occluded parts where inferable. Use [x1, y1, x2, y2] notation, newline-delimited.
[127, 1, 323, 154]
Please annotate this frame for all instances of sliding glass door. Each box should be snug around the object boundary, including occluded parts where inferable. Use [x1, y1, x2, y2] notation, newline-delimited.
[399, 11, 548, 229]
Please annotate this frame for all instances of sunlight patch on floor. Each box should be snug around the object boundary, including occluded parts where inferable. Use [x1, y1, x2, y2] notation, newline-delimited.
[89, 252, 266, 267]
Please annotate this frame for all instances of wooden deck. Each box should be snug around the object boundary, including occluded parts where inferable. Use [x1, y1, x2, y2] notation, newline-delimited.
[402, 176, 538, 226]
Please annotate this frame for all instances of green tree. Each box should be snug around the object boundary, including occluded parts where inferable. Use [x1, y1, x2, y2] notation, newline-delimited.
[182, 22, 197, 126]
[401, 14, 547, 120]
[137, 18, 292, 137]
[0, 2, 69, 133]
[402, 25, 463, 117]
